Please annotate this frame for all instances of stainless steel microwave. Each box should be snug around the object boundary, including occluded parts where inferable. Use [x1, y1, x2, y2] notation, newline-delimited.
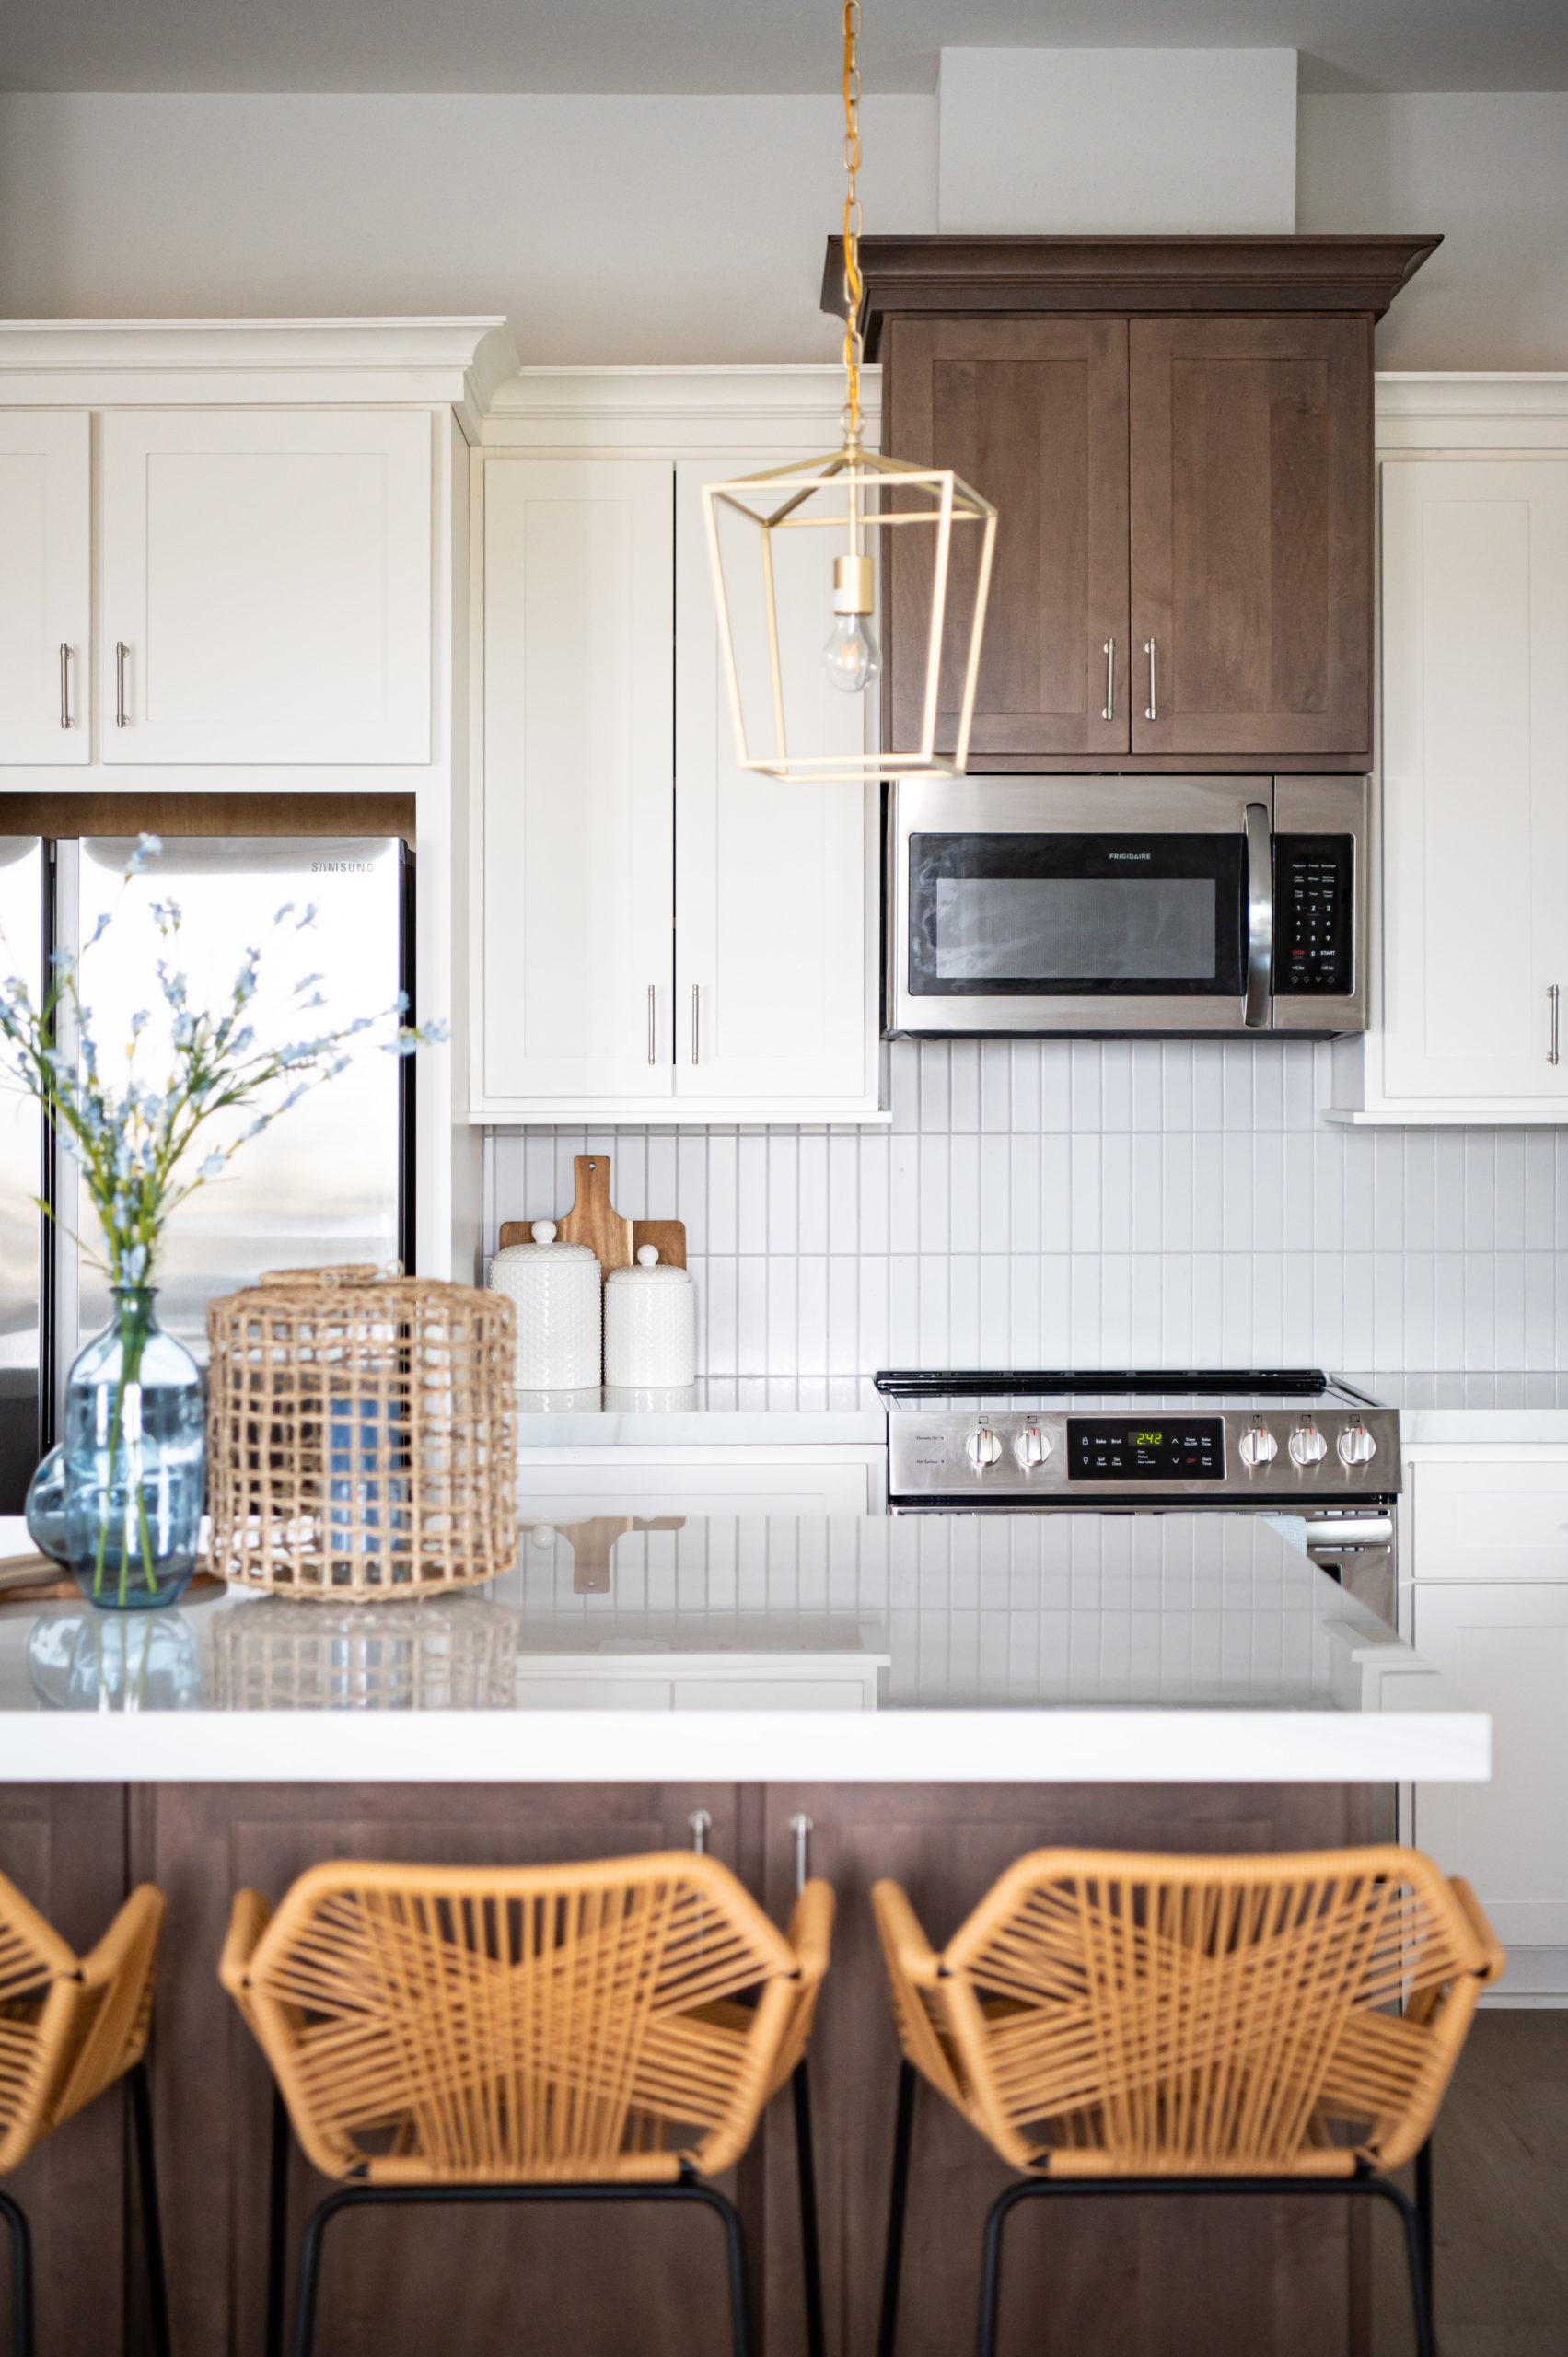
[888, 776, 1367, 1038]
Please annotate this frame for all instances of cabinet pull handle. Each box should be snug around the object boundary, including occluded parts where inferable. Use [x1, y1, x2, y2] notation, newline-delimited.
[1551, 984, 1561, 1066]
[59, 644, 72, 730]
[691, 983, 700, 1065]
[1144, 637, 1157, 722]
[114, 642, 129, 729]
[647, 984, 656, 1065]
[1101, 638, 1115, 723]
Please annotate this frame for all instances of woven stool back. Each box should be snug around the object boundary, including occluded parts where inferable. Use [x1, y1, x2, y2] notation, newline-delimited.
[222, 1853, 832, 2186]
[206, 1266, 517, 1601]
[876, 1844, 1504, 2178]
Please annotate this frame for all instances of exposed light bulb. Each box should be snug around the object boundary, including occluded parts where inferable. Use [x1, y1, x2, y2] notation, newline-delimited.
[821, 610, 881, 694]
[822, 550, 880, 693]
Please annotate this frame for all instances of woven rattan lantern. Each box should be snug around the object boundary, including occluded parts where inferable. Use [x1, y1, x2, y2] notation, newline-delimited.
[205, 1267, 517, 1602]
[702, 2, 996, 784]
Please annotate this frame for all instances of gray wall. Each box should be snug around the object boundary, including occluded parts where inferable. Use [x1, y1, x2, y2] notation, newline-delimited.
[2, 90, 1567, 368]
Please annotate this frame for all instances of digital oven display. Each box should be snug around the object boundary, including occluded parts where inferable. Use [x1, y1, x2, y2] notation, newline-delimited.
[1066, 1419, 1225, 1480]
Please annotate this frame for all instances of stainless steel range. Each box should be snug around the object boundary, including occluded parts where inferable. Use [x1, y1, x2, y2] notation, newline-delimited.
[877, 1367, 1400, 1620]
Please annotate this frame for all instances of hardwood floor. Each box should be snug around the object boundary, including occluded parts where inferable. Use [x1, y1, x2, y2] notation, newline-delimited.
[1423, 2013, 1568, 2357]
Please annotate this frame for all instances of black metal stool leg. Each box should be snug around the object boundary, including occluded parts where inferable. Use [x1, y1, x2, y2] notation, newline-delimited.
[1365, 2173, 1436, 2357]
[266, 2089, 290, 2357]
[0, 2191, 33, 2357]
[791, 2060, 826, 2357]
[129, 2062, 172, 2357]
[877, 2060, 917, 2357]
[1415, 2135, 1434, 2333]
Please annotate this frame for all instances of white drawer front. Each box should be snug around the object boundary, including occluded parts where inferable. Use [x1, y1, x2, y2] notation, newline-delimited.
[1412, 1461, 1568, 1583]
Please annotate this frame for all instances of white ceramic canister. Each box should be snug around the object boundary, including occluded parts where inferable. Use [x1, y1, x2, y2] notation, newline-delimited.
[603, 1247, 696, 1387]
[488, 1221, 601, 1388]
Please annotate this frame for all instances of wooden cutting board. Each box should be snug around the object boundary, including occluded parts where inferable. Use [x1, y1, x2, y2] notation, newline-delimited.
[499, 1155, 686, 1274]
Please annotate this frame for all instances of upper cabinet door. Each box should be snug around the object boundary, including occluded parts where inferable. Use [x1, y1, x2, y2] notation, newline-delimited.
[883, 318, 1130, 761]
[101, 411, 432, 764]
[1381, 459, 1568, 1102]
[673, 461, 876, 1108]
[1129, 317, 1372, 758]
[481, 459, 675, 1107]
[0, 412, 89, 765]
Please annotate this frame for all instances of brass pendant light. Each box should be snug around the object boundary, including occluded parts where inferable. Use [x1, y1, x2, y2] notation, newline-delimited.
[703, 2, 997, 783]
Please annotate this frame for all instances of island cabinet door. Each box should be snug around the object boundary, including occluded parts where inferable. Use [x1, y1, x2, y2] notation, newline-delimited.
[1129, 315, 1373, 759]
[140, 1782, 747, 2357]
[0, 1786, 128, 2357]
[480, 459, 676, 1108]
[757, 1782, 1376, 2357]
[0, 412, 89, 764]
[672, 459, 877, 1109]
[881, 316, 1130, 762]
[100, 409, 433, 765]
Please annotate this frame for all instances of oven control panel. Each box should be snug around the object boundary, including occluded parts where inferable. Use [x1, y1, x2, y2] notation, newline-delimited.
[1274, 835, 1354, 997]
[887, 1404, 1400, 1504]
[1067, 1419, 1224, 1480]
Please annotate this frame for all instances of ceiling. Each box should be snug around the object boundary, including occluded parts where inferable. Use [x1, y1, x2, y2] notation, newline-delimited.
[2, 0, 1566, 97]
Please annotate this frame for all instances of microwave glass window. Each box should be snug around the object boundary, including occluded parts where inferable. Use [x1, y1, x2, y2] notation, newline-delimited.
[933, 877, 1216, 981]
[909, 833, 1246, 997]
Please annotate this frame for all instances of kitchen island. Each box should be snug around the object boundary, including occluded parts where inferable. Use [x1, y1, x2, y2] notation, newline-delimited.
[0, 1510, 1486, 2357]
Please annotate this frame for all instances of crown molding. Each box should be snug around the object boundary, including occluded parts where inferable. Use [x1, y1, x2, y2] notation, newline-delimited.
[479, 363, 882, 452]
[1376, 371, 1568, 450]
[0, 318, 517, 425]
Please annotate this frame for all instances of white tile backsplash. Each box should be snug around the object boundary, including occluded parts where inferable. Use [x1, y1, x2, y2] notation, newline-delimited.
[484, 1039, 1568, 1373]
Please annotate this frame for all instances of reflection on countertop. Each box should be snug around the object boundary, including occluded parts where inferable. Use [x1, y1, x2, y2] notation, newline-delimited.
[0, 1509, 1444, 1717]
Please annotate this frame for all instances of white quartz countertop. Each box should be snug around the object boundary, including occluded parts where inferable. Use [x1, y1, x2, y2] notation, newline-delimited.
[515, 1376, 887, 1446]
[510, 1374, 1568, 1451]
[0, 1509, 1486, 1787]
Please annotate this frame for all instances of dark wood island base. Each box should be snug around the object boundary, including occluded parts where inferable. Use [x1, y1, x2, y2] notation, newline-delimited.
[0, 1778, 1388, 2357]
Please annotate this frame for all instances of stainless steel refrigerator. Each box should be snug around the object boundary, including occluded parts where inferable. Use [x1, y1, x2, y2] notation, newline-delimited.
[0, 835, 412, 1509]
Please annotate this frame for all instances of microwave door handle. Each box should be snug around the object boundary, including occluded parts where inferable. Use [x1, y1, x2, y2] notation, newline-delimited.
[1243, 802, 1273, 1029]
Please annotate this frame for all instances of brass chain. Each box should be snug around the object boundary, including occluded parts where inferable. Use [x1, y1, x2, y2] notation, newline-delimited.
[841, 0, 864, 447]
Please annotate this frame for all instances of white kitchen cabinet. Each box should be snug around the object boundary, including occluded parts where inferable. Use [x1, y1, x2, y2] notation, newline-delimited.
[1407, 1453, 1568, 1998]
[471, 435, 883, 1121]
[481, 459, 676, 1103]
[0, 412, 89, 764]
[100, 409, 433, 765]
[673, 460, 877, 1108]
[1331, 440, 1568, 1122]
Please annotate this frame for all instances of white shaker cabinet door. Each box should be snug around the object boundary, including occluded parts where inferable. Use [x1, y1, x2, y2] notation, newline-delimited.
[672, 460, 877, 1110]
[0, 412, 88, 764]
[1411, 1579, 1568, 1971]
[481, 459, 675, 1106]
[1381, 459, 1568, 1101]
[100, 410, 432, 764]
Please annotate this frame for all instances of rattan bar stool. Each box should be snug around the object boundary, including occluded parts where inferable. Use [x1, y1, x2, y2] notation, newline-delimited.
[0, 1875, 169, 2357]
[220, 1851, 834, 2357]
[872, 1844, 1503, 2357]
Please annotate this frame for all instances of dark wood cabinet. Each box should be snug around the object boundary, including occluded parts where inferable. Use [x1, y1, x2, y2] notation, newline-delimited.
[833, 235, 1439, 772]
[884, 318, 1129, 761]
[1129, 315, 1372, 757]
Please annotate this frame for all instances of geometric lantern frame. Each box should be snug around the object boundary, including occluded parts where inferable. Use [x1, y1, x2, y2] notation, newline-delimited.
[702, 443, 997, 784]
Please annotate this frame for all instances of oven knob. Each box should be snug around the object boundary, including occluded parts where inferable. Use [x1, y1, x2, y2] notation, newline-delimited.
[1237, 1424, 1278, 1469]
[1014, 1424, 1051, 1471]
[1289, 1422, 1329, 1468]
[965, 1426, 1003, 1471]
[1337, 1423, 1377, 1467]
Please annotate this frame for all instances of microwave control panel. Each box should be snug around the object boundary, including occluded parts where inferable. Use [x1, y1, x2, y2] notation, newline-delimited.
[1274, 835, 1354, 996]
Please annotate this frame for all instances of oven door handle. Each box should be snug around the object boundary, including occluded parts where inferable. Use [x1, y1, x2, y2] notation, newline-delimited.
[1243, 802, 1273, 1029]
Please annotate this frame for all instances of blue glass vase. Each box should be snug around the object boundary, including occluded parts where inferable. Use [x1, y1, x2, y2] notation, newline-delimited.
[26, 1287, 205, 1610]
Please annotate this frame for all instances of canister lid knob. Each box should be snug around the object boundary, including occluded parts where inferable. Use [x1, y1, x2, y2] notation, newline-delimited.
[532, 1219, 557, 1243]
[637, 1244, 659, 1266]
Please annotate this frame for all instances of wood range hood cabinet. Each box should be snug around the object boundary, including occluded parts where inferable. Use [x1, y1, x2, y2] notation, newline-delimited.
[824, 234, 1442, 772]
